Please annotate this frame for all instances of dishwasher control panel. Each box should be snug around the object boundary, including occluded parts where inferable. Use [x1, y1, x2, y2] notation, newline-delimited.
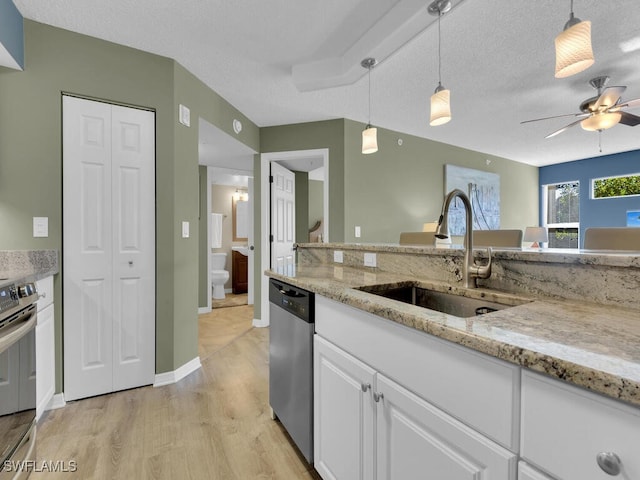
[269, 279, 314, 323]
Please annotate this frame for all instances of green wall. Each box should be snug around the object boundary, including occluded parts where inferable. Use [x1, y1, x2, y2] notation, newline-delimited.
[309, 180, 324, 230]
[295, 171, 309, 243]
[0, 20, 258, 391]
[343, 119, 539, 243]
[260, 119, 346, 243]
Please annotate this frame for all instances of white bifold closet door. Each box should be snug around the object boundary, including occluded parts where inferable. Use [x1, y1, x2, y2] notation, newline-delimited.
[63, 96, 155, 401]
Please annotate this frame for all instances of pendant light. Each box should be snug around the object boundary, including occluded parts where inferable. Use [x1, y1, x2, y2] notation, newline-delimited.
[555, 0, 594, 78]
[429, 0, 452, 126]
[361, 57, 378, 154]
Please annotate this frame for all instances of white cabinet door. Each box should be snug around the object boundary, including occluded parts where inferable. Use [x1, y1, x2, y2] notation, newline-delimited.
[376, 373, 517, 480]
[314, 336, 375, 480]
[36, 302, 55, 419]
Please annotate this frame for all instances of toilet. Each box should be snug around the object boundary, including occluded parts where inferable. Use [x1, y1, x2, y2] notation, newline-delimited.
[211, 253, 230, 300]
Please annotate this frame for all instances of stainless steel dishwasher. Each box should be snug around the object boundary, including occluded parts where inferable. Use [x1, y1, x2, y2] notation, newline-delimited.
[269, 278, 315, 464]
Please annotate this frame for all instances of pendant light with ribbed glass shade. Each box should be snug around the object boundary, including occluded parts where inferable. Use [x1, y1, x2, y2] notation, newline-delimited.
[361, 57, 378, 154]
[428, 0, 451, 126]
[555, 0, 594, 78]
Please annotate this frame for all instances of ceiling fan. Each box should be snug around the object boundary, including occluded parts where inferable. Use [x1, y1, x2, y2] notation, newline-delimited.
[522, 76, 640, 138]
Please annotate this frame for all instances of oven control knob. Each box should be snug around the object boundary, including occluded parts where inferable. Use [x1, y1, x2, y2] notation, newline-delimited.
[18, 283, 37, 298]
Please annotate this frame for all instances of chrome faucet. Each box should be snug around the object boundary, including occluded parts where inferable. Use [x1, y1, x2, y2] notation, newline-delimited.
[435, 189, 492, 288]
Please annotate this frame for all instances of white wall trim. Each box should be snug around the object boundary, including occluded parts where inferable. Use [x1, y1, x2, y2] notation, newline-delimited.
[252, 317, 268, 328]
[260, 148, 329, 329]
[198, 306, 211, 314]
[48, 393, 67, 411]
[153, 356, 202, 387]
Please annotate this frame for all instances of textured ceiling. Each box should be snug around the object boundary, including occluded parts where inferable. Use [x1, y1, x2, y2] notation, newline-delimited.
[14, 0, 640, 166]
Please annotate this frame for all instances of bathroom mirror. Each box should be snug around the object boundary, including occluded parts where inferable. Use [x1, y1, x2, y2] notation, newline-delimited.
[232, 196, 248, 241]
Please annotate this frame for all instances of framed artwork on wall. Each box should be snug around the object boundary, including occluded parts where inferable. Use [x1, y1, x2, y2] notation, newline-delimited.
[626, 210, 640, 227]
[444, 164, 500, 236]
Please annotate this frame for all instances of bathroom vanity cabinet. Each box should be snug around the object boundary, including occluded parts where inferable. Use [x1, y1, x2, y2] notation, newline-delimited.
[232, 249, 248, 294]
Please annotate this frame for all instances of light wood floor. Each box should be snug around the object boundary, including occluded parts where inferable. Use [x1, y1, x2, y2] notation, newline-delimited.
[32, 305, 321, 479]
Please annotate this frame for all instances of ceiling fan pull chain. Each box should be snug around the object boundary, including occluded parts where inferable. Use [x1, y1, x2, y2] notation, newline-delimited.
[598, 130, 602, 153]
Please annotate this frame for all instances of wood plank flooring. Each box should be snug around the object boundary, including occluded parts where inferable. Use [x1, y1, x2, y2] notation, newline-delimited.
[31, 305, 321, 479]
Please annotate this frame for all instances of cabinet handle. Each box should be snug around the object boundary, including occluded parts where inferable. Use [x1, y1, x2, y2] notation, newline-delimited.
[373, 392, 384, 403]
[596, 452, 622, 476]
[361, 383, 371, 393]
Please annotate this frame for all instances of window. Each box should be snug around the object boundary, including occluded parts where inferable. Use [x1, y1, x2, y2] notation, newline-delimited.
[592, 173, 640, 199]
[543, 182, 580, 248]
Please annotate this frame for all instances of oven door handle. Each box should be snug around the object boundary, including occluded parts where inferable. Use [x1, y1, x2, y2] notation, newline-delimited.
[0, 306, 37, 354]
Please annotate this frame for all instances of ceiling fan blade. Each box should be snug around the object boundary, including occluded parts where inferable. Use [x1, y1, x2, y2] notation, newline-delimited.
[615, 98, 640, 110]
[594, 86, 627, 110]
[545, 118, 585, 138]
[619, 111, 640, 127]
[520, 112, 588, 124]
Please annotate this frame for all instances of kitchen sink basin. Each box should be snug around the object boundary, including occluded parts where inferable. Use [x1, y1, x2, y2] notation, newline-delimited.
[357, 284, 526, 318]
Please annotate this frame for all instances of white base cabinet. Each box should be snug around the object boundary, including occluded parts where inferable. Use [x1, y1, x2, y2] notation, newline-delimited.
[35, 276, 55, 420]
[314, 335, 517, 480]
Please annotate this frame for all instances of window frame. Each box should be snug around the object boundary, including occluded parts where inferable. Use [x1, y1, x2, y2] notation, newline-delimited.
[591, 172, 640, 200]
[542, 181, 580, 249]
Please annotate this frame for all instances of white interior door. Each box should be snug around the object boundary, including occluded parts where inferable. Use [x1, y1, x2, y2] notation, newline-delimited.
[270, 162, 295, 275]
[63, 96, 155, 401]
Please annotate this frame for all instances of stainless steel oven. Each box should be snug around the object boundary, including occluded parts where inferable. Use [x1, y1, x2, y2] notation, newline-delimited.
[0, 282, 38, 480]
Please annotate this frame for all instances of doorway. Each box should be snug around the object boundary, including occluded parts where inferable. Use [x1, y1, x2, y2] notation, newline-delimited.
[260, 149, 330, 327]
[198, 119, 256, 320]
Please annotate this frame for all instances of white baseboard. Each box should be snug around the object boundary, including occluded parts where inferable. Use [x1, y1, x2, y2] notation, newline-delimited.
[253, 317, 269, 328]
[198, 306, 211, 314]
[48, 393, 67, 410]
[153, 356, 202, 387]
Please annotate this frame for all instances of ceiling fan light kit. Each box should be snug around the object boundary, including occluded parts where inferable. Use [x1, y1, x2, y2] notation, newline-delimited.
[429, 0, 452, 126]
[361, 57, 378, 154]
[554, 1, 594, 78]
[580, 112, 621, 131]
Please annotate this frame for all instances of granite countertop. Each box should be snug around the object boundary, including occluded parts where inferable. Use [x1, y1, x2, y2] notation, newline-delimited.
[267, 264, 640, 407]
[0, 250, 59, 287]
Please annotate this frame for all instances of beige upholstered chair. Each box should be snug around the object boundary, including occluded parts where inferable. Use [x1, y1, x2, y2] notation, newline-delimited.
[399, 232, 436, 246]
[583, 227, 640, 250]
[473, 229, 523, 248]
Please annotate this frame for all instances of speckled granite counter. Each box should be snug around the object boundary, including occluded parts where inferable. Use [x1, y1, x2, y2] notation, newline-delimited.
[267, 246, 640, 407]
[0, 249, 59, 286]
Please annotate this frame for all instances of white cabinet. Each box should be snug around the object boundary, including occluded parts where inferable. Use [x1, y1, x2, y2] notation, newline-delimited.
[35, 275, 55, 420]
[521, 370, 640, 480]
[377, 374, 516, 480]
[314, 336, 375, 480]
[314, 334, 517, 480]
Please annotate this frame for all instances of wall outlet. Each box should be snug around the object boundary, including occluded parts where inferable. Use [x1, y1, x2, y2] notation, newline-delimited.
[355, 226, 361, 238]
[364, 252, 377, 267]
[333, 250, 344, 263]
[182, 221, 190, 238]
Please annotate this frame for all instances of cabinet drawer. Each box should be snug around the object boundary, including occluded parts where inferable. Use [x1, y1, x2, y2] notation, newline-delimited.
[521, 370, 640, 479]
[316, 295, 520, 451]
[36, 275, 54, 312]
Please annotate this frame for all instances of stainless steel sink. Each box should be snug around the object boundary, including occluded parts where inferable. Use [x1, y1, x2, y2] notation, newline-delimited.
[357, 284, 526, 318]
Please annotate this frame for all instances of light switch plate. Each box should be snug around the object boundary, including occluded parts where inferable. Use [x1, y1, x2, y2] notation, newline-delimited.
[355, 226, 361, 238]
[364, 252, 376, 267]
[33, 217, 48, 238]
[333, 250, 344, 263]
[182, 221, 190, 238]
[179, 104, 190, 127]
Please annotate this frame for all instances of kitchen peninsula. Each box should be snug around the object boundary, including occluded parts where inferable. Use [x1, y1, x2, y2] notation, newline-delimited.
[267, 242, 640, 479]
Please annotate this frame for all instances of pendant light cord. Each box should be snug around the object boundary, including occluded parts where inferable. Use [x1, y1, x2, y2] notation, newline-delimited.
[437, 12, 442, 86]
[368, 66, 372, 126]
